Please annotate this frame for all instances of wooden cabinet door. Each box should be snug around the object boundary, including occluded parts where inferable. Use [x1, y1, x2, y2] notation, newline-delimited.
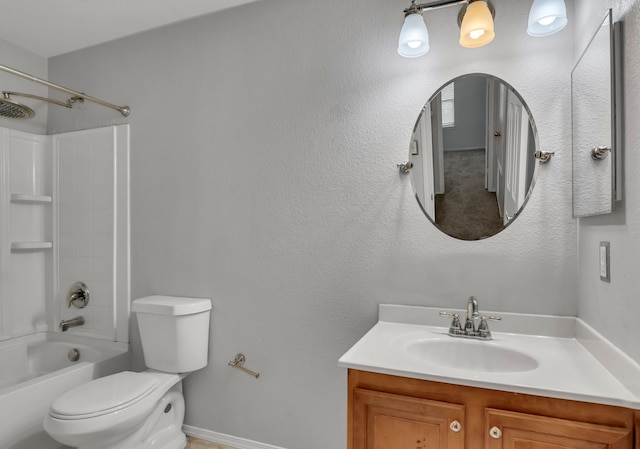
[485, 408, 632, 449]
[353, 388, 465, 449]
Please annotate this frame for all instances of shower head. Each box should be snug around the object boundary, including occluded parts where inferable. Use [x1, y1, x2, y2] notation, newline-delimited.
[0, 92, 35, 120]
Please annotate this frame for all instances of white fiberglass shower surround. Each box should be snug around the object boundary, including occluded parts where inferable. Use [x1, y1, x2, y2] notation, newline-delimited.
[0, 124, 131, 449]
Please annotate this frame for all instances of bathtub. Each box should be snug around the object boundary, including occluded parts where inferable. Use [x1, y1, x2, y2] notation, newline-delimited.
[0, 332, 130, 449]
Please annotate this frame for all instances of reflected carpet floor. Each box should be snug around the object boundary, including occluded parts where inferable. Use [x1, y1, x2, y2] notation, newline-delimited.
[434, 149, 502, 240]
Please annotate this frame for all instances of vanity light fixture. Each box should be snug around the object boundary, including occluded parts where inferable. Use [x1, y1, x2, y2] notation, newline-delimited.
[398, 0, 495, 57]
[398, 0, 433, 57]
[458, 0, 495, 48]
[399, 0, 568, 57]
[527, 0, 568, 36]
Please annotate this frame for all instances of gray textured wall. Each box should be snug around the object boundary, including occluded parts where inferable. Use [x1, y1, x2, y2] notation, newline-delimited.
[46, 0, 580, 448]
[574, 1, 640, 367]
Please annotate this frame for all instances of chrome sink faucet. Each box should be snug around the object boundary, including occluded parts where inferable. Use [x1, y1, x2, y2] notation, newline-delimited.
[440, 296, 501, 340]
[465, 296, 480, 334]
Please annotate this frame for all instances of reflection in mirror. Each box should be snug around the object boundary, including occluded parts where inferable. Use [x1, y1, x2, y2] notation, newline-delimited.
[572, 10, 622, 218]
[409, 74, 538, 241]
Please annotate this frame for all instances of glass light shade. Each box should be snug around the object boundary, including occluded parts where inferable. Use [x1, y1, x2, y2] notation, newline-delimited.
[527, 0, 568, 36]
[459, 1, 495, 48]
[398, 13, 430, 58]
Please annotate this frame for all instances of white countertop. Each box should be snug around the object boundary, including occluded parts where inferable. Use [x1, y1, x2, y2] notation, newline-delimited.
[338, 305, 640, 409]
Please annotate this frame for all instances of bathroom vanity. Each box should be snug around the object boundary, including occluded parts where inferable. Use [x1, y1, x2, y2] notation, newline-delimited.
[339, 305, 640, 449]
[347, 370, 636, 449]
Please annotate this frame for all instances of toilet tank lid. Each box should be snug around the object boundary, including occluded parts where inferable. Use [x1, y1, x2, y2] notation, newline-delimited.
[132, 295, 212, 315]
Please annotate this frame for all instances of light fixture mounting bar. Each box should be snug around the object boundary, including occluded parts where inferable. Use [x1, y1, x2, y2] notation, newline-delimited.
[404, 0, 468, 15]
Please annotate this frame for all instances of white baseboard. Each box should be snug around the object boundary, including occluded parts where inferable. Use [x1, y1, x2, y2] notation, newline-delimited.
[183, 425, 288, 449]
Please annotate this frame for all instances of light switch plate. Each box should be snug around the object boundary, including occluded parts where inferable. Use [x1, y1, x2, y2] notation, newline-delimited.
[600, 242, 610, 282]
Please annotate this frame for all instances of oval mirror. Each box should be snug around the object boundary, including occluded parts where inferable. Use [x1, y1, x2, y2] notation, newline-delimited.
[408, 74, 539, 240]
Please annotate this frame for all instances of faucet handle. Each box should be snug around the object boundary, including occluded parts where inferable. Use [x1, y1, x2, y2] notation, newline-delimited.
[477, 315, 502, 340]
[67, 282, 90, 309]
[439, 311, 463, 335]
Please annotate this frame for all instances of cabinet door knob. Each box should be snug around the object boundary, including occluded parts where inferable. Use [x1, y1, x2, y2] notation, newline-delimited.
[450, 420, 462, 432]
[489, 426, 502, 439]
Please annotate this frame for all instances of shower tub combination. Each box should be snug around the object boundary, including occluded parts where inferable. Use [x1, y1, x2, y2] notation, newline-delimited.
[0, 61, 131, 449]
[0, 332, 129, 449]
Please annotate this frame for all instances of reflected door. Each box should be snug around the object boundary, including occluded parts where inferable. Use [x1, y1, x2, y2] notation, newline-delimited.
[503, 90, 529, 224]
[413, 103, 436, 217]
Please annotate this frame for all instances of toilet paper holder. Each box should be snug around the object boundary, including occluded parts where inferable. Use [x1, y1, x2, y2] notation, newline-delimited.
[228, 354, 260, 379]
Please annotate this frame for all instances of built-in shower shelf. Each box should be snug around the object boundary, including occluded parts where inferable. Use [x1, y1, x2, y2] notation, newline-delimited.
[11, 242, 53, 251]
[10, 194, 52, 203]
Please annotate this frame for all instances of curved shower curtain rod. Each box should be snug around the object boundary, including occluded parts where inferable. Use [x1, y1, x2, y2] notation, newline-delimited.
[0, 63, 130, 117]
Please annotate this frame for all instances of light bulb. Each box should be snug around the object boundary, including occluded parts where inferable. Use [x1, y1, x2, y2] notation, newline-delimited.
[459, 1, 495, 48]
[527, 0, 567, 36]
[398, 12, 430, 57]
[538, 16, 556, 26]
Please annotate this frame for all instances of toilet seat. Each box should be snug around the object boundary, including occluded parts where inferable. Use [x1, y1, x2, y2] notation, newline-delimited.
[49, 371, 159, 420]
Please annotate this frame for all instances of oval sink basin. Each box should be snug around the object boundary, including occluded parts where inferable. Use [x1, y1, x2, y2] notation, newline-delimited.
[405, 339, 539, 373]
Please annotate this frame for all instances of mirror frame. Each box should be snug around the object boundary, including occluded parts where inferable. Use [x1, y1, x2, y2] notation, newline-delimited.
[571, 10, 624, 218]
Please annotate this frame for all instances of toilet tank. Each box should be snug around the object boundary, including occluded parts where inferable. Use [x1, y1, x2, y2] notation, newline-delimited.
[132, 296, 212, 373]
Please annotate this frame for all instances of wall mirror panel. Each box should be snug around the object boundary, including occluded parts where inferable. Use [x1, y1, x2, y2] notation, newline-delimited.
[408, 74, 538, 241]
[572, 10, 623, 218]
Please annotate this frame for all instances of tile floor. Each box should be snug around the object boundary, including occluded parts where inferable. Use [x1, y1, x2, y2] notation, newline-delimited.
[186, 436, 236, 449]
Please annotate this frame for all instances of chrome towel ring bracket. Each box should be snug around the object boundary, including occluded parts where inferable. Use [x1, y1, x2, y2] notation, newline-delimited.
[534, 150, 556, 163]
[591, 146, 611, 160]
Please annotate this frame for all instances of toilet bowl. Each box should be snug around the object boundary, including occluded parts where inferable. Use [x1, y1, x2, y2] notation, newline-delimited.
[44, 296, 212, 449]
[44, 371, 186, 449]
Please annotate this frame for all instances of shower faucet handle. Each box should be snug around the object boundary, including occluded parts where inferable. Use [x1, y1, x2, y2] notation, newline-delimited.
[67, 282, 90, 309]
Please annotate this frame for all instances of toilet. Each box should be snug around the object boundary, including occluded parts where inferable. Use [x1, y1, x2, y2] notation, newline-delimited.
[44, 295, 212, 449]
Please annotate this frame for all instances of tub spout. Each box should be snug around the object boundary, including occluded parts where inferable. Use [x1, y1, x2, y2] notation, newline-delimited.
[60, 316, 84, 332]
